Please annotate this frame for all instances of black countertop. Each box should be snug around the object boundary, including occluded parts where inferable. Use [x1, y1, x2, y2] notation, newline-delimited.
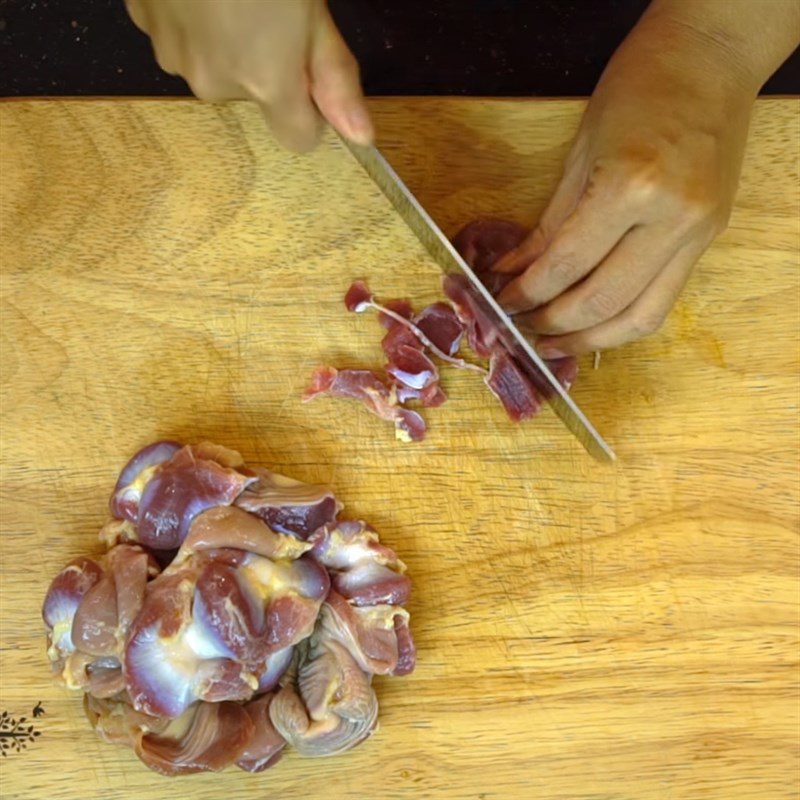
[1, 0, 798, 97]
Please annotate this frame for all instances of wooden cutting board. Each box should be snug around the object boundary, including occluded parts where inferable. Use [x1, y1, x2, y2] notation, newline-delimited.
[1, 97, 798, 800]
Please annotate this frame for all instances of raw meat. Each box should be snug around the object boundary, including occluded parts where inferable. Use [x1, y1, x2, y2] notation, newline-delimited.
[303, 366, 427, 443]
[485, 350, 543, 421]
[233, 468, 341, 540]
[414, 302, 464, 356]
[309, 218, 579, 439]
[451, 217, 528, 294]
[42, 440, 416, 776]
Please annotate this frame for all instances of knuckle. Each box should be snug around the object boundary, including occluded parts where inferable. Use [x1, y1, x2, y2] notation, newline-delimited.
[536, 211, 559, 242]
[624, 167, 665, 206]
[583, 289, 623, 321]
[529, 306, 563, 334]
[630, 308, 667, 338]
[547, 252, 582, 284]
[153, 49, 180, 77]
[186, 72, 225, 101]
[314, 56, 361, 98]
[667, 190, 729, 240]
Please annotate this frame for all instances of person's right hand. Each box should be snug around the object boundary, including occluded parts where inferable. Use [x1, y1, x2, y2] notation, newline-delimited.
[125, 0, 372, 152]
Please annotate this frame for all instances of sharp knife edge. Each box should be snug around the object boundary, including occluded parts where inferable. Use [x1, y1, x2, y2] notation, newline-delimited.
[340, 138, 616, 462]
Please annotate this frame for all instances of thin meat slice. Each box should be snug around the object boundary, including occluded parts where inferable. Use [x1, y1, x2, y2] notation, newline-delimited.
[485, 350, 543, 421]
[395, 382, 447, 408]
[303, 367, 426, 443]
[385, 344, 438, 391]
[381, 323, 424, 360]
[452, 217, 528, 283]
[442, 273, 501, 358]
[378, 298, 413, 329]
[379, 306, 446, 405]
[344, 280, 373, 312]
[413, 302, 464, 357]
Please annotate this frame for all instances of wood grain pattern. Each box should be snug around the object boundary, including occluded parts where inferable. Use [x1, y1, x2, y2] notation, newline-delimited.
[0, 97, 798, 800]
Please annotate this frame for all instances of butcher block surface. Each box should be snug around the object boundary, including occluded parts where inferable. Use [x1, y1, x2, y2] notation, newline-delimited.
[0, 97, 798, 800]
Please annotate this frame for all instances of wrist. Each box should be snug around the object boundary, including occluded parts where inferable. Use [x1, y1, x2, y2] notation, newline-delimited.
[598, 12, 759, 122]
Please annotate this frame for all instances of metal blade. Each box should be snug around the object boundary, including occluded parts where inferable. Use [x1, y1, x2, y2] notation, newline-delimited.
[341, 138, 616, 462]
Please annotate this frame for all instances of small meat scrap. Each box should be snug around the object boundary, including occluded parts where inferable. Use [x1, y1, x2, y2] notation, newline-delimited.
[308, 217, 580, 441]
[385, 345, 438, 391]
[343, 279, 373, 313]
[413, 302, 464, 357]
[378, 298, 414, 329]
[442, 272, 501, 358]
[304, 366, 426, 443]
[451, 217, 578, 402]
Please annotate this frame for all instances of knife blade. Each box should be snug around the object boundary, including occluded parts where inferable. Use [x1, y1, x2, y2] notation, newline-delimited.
[340, 138, 616, 462]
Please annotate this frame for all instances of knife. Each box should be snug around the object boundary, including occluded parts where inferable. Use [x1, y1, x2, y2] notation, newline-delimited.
[340, 138, 616, 462]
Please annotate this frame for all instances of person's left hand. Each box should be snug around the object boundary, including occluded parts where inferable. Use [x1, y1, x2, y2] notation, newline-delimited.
[494, 26, 755, 358]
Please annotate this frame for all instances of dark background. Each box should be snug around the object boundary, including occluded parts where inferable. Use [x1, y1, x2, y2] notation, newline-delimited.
[1, 0, 798, 97]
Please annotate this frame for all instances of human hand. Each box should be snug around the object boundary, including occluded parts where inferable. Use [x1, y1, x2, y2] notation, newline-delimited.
[495, 12, 759, 357]
[125, 0, 372, 152]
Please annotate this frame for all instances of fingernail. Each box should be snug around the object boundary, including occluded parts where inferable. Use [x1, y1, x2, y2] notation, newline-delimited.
[346, 107, 373, 145]
[536, 343, 567, 359]
[493, 250, 517, 274]
[496, 285, 517, 311]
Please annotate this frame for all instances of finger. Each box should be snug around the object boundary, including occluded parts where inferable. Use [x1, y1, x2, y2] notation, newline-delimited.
[186, 67, 242, 101]
[493, 153, 587, 275]
[258, 88, 322, 153]
[492, 226, 549, 275]
[144, 14, 187, 77]
[516, 224, 682, 335]
[497, 192, 634, 314]
[309, 8, 373, 145]
[124, 0, 148, 32]
[533, 241, 702, 357]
